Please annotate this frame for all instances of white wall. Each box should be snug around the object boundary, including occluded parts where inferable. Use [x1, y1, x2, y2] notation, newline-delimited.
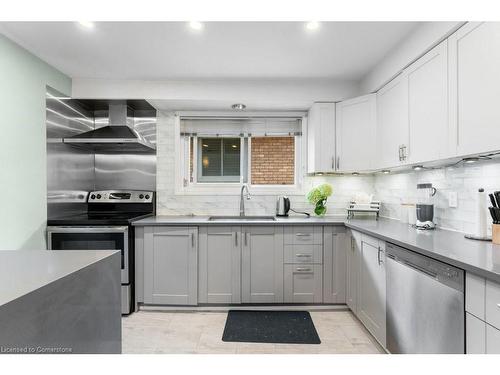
[0, 34, 71, 250]
[359, 22, 463, 93]
[72, 78, 360, 110]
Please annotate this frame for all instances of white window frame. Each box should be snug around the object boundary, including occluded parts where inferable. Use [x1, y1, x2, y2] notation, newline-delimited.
[174, 112, 307, 196]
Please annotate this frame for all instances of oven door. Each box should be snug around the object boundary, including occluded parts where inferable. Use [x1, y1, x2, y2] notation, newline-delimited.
[47, 226, 129, 284]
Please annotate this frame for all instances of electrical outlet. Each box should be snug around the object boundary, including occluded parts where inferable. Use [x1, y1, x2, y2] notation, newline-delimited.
[448, 192, 458, 208]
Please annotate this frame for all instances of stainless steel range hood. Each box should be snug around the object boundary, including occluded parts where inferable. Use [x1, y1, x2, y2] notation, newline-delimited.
[64, 102, 156, 153]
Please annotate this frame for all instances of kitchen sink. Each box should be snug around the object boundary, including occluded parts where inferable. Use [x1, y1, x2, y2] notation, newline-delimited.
[208, 216, 277, 221]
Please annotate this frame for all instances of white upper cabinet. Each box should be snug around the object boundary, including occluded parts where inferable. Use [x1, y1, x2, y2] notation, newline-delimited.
[448, 22, 500, 157]
[335, 94, 377, 172]
[376, 73, 409, 169]
[407, 40, 449, 163]
[307, 102, 336, 173]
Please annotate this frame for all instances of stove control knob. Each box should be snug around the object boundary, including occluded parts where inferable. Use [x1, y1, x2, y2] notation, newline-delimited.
[139, 194, 144, 199]
[96, 194, 102, 199]
[90, 194, 96, 199]
[145, 194, 150, 200]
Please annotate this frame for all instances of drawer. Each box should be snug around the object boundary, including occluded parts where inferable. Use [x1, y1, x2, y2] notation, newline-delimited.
[466, 312, 486, 354]
[466, 273, 486, 319]
[284, 226, 323, 245]
[284, 244, 322, 264]
[486, 324, 500, 354]
[284, 264, 323, 303]
[486, 279, 500, 330]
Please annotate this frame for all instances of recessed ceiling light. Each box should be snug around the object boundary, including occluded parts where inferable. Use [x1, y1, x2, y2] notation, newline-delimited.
[231, 103, 246, 110]
[78, 21, 95, 29]
[189, 21, 203, 30]
[305, 21, 320, 31]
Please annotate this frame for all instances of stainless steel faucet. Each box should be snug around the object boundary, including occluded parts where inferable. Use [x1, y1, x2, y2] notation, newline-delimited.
[239, 184, 251, 217]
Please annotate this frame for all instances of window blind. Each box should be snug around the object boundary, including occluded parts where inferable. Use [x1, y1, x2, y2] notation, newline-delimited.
[180, 118, 302, 137]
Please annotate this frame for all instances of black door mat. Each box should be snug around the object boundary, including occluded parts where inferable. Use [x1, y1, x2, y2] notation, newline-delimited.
[222, 310, 321, 344]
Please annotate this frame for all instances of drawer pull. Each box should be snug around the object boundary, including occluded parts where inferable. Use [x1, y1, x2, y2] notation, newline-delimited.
[296, 254, 312, 257]
[497, 303, 500, 308]
[296, 233, 311, 237]
[296, 268, 312, 272]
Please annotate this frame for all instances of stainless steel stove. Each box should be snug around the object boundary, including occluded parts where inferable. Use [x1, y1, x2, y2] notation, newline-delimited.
[47, 190, 155, 315]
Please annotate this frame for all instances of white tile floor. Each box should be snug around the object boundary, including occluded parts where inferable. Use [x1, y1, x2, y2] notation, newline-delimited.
[122, 310, 385, 354]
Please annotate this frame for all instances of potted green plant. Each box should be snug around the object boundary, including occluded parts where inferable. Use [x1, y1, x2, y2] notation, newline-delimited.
[307, 183, 333, 216]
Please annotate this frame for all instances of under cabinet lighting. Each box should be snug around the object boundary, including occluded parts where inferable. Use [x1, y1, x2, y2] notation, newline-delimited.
[306, 21, 320, 31]
[382, 170, 390, 174]
[189, 21, 203, 30]
[78, 21, 95, 29]
[352, 172, 359, 176]
[316, 172, 324, 176]
[463, 157, 480, 164]
[413, 165, 424, 171]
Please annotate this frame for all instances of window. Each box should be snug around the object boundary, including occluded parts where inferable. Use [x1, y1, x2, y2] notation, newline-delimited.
[198, 137, 241, 182]
[178, 116, 304, 193]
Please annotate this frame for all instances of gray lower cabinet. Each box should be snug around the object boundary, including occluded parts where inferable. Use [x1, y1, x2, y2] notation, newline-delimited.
[242, 226, 284, 303]
[466, 313, 486, 354]
[284, 264, 323, 303]
[357, 233, 386, 347]
[346, 229, 361, 314]
[198, 226, 241, 304]
[143, 226, 198, 305]
[323, 226, 347, 303]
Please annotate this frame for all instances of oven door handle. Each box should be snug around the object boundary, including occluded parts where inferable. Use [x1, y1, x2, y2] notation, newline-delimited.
[47, 226, 129, 234]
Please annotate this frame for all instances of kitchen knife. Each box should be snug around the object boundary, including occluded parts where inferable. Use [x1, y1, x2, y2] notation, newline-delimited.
[495, 191, 500, 208]
[489, 207, 497, 224]
[495, 207, 500, 224]
[490, 193, 498, 208]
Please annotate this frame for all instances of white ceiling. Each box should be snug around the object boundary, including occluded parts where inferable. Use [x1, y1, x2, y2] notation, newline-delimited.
[0, 22, 419, 81]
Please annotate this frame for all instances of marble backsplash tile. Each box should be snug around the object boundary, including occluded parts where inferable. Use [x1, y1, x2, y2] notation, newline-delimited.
[374, 159, 500, 234]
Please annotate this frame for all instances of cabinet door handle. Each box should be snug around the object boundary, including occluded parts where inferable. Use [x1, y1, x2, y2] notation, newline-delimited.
[191, 233, 195, 247]
[296, 254, 312, 257]
[296, 233, 311, 237]
[235, 232, 238, 246]
[336, 156, 340, 170]
[377, 246, 384, 265]
[332, 156, 335, 170]
[496, 303, 500, 308]
[244, 232, 248, 246]
[296, 268, 312, 272]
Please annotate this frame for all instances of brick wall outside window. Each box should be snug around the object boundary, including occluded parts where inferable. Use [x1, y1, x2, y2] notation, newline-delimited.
[251, 137, 295, 185]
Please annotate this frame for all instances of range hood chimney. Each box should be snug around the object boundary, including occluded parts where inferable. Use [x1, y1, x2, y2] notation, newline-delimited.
[64, 101, 156, 153]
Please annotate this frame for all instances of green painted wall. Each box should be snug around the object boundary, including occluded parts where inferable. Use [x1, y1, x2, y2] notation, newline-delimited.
[0, 34, 71, 250]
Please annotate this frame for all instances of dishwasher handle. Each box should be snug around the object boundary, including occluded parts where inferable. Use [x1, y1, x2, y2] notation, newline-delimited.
[386, 242, 464, 292]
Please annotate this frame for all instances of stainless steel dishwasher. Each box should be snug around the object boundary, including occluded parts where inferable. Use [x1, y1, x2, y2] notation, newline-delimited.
[386, 242, 465, 354]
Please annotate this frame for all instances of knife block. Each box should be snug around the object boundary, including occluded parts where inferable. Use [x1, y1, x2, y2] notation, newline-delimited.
[492, 224, 500, 244]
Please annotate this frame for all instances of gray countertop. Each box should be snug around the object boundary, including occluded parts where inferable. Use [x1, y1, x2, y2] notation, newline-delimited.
[132, 214, 346, 226]
[0, 250, 119, 307]
[346, 218, 500, 283]
[133, 214, 500, 282]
